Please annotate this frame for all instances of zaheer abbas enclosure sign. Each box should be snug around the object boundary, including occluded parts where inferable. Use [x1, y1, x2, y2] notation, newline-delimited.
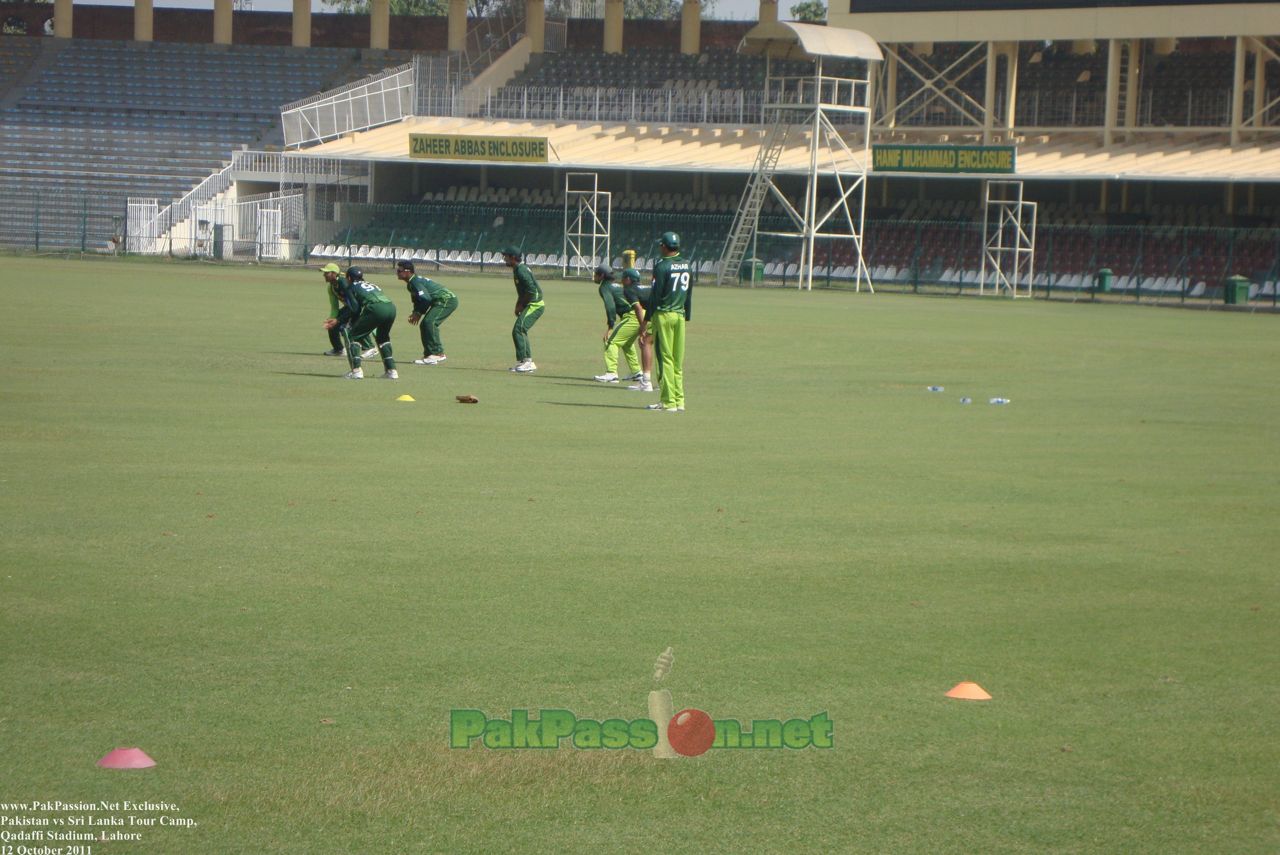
[409, 134, 549, 163]
[872, 144, 1016, 174]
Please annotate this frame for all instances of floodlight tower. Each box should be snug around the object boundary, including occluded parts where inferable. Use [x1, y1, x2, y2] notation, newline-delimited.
[718, 22, 883, 291]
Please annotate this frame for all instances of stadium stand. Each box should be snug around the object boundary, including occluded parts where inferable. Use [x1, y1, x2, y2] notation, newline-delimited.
[0, 37, 417, 250]
[1, 7, 1275, 302]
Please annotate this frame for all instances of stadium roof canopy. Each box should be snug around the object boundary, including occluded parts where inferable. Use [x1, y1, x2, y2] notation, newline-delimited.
[737, 21, 884, 64]
[294, 117, 1280, 182]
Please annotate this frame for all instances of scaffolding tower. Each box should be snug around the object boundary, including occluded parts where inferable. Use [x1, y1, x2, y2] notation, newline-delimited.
[563, 172, 611, 278]
[719, 22, 884, 291]
[980, 180, 1037, 298]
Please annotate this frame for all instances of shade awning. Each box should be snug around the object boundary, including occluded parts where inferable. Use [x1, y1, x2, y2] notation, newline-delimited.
[738, 21, 883, 63]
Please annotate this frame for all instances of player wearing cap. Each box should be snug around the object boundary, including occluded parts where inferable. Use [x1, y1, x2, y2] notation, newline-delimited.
[623, 267, 654, 393]
[320, 263, 376, 359]
[322, 265, 398, 380]
[500, 246, 544, 373]
[592, 264, 643, 383]
[641, 232, 691, 412]
[396, 260, 458, 365]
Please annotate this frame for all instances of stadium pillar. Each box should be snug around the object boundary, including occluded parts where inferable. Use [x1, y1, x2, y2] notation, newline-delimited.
[983, 41, 997, 143]
[371, 0, 390, 49]
[1124, 39, 1140, 131]
[134, 0, 153, 42]
[1231, 36, 1246, 146]
[603, 0, 623, 54]
[214, 0, 233, 45]
[527, 0, 545, 54]
[292, 0, 311, 48]
[758, 0, 778, 25]
[1104, 39, 1120, 146]
[1002, 42, 1018, 135]
[1253, 40, 1267, 139]
[448, 0, 467, 53]
[884, 50, 898, 129]
[53, 0, 71, 38]
[680, 0, 700, 56]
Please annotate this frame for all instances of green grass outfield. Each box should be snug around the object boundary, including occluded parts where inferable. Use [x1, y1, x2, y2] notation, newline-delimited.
[2, 256, 1277, 854]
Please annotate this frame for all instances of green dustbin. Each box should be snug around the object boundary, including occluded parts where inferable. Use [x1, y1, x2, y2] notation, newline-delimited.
[739, 258, 764, 283]
[1095, 268, 1113, 293]
[1224, 275, 1250, 305]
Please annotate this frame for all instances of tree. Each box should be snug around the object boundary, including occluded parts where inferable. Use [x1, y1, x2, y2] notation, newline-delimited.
[322, 0, 716, 21]
[322, 0, 446, 15]
[624, 0, 679, 19]
[788, 0, 825, 22]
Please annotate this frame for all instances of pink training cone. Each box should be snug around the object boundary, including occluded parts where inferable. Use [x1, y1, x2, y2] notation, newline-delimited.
[97, 747, 156, 769]
[945, 682, 992, 701]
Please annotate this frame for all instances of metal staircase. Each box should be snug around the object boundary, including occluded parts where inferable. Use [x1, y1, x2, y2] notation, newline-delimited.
[715, 116, 790, 286]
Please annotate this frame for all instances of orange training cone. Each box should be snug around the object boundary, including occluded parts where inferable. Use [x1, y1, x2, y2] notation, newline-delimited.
[945, 682, 992, 701]
[97, 747, 156, 769]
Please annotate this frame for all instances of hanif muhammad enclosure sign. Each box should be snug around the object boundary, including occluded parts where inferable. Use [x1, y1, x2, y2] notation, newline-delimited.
[409, 134, 549, 163]
[872, 144, 1016, 174]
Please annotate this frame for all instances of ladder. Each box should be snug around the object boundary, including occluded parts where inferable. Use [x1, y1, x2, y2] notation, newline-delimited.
[716, 117, 791, 286]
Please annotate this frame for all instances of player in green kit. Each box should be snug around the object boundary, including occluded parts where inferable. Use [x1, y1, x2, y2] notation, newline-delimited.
[623, 267, 654, 393]
[592, 263, 643, 383]
[320, 264, 376, 358]
[501, 246, 544, 373]
[323, 265, 398, 380]
[396, 259, 458, 365]
[641, 232, 691, 412]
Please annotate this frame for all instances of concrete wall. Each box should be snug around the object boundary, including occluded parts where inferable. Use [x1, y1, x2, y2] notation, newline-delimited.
[0, 4, 449, 49]
[0, 4, 752, 53]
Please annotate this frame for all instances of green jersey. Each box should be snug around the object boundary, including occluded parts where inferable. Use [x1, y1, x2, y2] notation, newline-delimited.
[512, 263, 542, 309]
[598, 279, 634, 326]
[648, 254, 692, 320]
[334, 277, 392, 324]
[406, 274, 456, 314]
[327, 278, 343, 319]
[624, 281, 651, 316]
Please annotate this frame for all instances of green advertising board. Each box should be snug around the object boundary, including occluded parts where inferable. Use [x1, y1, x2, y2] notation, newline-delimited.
[872, 144, 1016, 174]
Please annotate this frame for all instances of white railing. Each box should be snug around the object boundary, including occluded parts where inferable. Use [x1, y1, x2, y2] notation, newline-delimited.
[232, 149, 371, 181]
[282, 62, 417, 147]
[128, 159, 235, 255]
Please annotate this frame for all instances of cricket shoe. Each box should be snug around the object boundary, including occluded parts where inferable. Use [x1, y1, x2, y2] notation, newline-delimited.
[594, 373, 619, 383]
[383, 369, 399, 380]
[362, 347, 379, 359]
[628, 382, 653, 392]
[513, 361, 537, 373]
[344, 368, 364, 380]
[323, 348, 344, 357]
[645, 402, 665, 410]
[627, 372, 645, 381]
[414, 355, 446, 365]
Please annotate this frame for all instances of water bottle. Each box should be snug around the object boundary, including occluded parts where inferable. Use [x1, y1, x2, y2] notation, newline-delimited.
[989, 397, 1011, 405]
[960, 397, 972, 404]
[927, 385, 944, 392]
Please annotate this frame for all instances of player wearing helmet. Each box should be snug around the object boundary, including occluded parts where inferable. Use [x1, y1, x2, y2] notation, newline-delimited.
[322, 264, 398, 380]
[641, 232, 691, 412]
[592, 264, 643, 383]
[320, 263, 376, 359]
